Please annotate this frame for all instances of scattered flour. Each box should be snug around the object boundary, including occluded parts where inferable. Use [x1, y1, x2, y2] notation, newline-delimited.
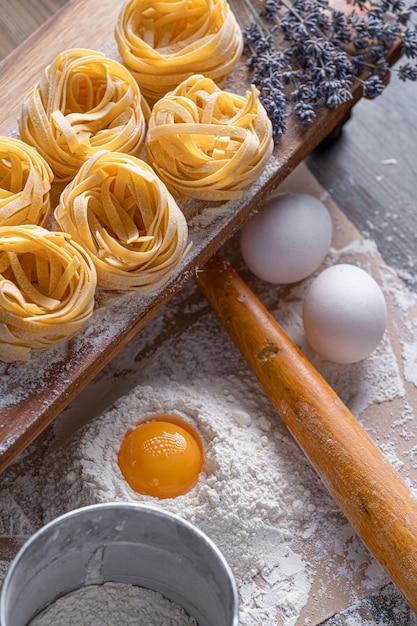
[36, 231, 411, 625]
[2, 221, 417, 625]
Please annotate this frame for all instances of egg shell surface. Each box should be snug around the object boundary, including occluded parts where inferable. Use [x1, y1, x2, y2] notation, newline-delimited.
[302, 264, 387, 364]
[240, 192, 332, 284]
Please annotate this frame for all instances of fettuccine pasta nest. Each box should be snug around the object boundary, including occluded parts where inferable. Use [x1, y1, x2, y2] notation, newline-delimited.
[0, 225, 97, 363]
[55, 151, 190, 291]
[19, 48, 149, 183]
[115, 0, 243, 102]
[0, 136, 53, 227]
[146, 75, 274, 201]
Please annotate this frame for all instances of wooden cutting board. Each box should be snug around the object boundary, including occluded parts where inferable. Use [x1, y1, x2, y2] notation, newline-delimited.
[0, 0, 403, 473]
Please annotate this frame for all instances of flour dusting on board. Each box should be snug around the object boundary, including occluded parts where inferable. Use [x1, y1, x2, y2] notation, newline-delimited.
[0, 153, 280, 421]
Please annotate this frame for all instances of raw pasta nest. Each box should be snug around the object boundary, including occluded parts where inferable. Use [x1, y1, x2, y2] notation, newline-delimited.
[19, 48, 149, 183]
[146, 75, 274, 201]
[0, 136, 53, 227]
[115, 0, 243, 102]
[55, 150, 190, 291]
[0, 225, 97, 363]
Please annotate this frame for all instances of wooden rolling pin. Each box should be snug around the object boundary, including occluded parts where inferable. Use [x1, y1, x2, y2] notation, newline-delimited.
[195, 252, 417, 613]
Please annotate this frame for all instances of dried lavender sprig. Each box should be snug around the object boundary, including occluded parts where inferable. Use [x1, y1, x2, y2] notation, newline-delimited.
[242, 13, 354, 133]
[281, 0, 416, 79]
[242, 0, 417, 136]
[242, 16, 290, 135]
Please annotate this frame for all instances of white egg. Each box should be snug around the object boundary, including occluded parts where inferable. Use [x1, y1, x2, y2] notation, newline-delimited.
[302, 264, 387, 364]
[240, 192, 332, 284]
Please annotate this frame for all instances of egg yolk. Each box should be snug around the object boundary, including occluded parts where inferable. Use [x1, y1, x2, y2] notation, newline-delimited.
[118, 418, 203, 499]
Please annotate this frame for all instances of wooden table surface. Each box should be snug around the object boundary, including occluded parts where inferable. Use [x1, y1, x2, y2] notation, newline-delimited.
[305, 32, 417, 626]
[1, 1, 417, 624]
[306, 42, 417, 624]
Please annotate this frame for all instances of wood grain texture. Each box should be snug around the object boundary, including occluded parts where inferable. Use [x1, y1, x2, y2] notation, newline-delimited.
[0, 0, 68, 61]
[195, 252, 417, 614]
[307, 74, 417, 292]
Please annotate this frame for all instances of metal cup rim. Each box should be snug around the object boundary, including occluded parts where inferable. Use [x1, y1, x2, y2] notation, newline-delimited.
[0, 502, 239, 626]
